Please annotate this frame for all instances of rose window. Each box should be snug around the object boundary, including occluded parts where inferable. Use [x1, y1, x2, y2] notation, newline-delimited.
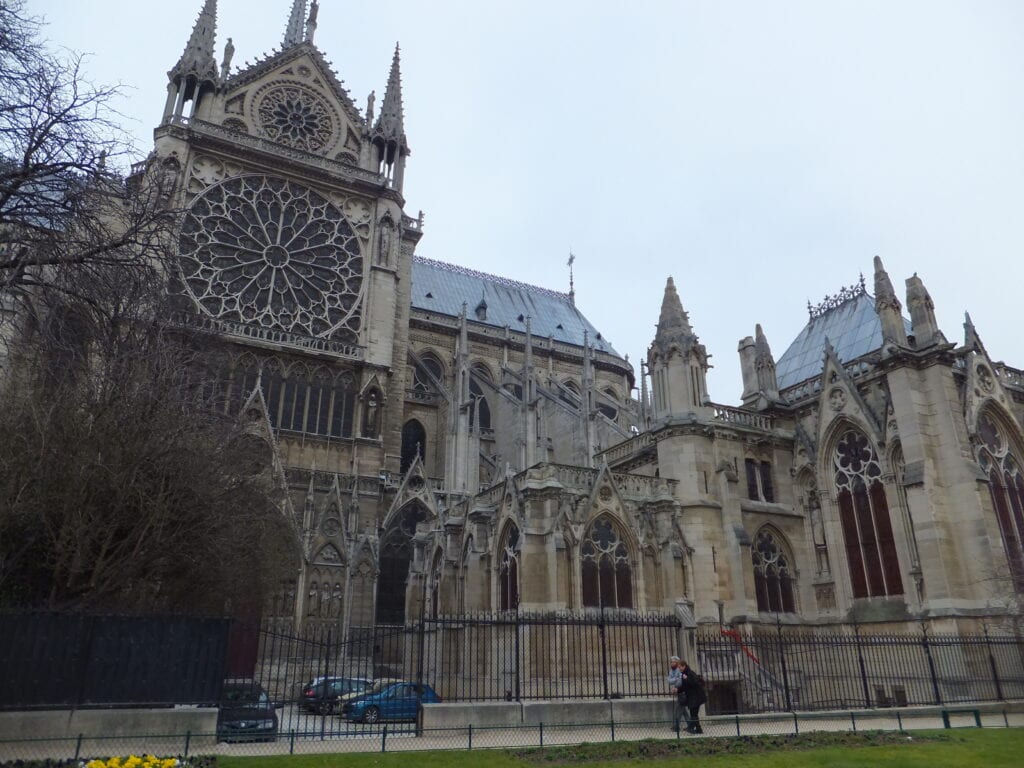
[256, 85, 334, 152]
[178, 175, 363, 342]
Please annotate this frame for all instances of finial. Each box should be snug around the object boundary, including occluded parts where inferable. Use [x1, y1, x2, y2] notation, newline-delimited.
[567, 251, 576, 305]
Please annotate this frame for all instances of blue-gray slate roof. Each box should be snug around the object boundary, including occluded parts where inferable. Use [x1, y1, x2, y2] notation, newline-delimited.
[775, 292, 912, 390]
[411, 256, 620, 356]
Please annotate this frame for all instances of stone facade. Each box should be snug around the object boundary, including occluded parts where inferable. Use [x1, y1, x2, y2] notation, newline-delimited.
[152, 1, 1024, 635]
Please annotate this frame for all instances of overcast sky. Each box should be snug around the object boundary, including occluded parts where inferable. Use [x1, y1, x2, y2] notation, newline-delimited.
[31, 0, 1024, 401]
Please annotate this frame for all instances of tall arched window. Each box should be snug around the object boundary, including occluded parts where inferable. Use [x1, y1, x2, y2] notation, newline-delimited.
[581, 517, 633, 608]
[752, 528, 796, 613]
[976, 411, 1024, 591]
[400, 419, 426, 474]
[833, 429, 904, 598]
[376, 504, 427, 624]
[469, 364, 492, 431]
[498, 523, 520, 611]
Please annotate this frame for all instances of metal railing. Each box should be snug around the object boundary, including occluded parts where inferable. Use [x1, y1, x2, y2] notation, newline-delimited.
[697, 624, 1024, 714]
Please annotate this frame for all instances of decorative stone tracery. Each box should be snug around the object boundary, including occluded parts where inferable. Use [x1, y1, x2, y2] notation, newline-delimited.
[178, 175, 364, 342]
[255, 83, 336, 153]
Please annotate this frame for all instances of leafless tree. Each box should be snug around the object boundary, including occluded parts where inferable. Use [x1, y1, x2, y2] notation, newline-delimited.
[0, 2, 301, 614]
[0, 0, 172, 300]
[0, 262, 301, 614]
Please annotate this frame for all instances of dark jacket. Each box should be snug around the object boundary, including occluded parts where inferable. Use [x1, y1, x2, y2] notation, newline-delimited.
[678, 666, 706, 706]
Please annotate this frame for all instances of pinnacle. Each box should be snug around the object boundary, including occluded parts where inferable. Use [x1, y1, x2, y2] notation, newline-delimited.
[283, 0, 308, 48]
[873, 254, 897, 302]
[373, 43, 406, 143]
[171, 0, 219, 84]
[655, 276, 693, 343]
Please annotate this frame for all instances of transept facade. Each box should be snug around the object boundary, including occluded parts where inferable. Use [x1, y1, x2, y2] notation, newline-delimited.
[151, 0, 1024, 636]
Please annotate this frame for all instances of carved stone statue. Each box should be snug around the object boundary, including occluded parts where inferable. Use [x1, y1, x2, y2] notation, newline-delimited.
[363, 389, 382, 438]
[378, 221, 392, 264]
[221, 38, 235, 80]
[366, 90, 376, 125]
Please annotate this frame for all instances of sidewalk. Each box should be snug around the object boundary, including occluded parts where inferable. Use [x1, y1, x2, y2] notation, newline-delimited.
[2, 702, 1022, 760]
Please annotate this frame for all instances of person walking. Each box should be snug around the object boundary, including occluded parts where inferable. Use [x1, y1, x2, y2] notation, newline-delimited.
[677, 659, 706, 734]
[666, 655, 686, 733]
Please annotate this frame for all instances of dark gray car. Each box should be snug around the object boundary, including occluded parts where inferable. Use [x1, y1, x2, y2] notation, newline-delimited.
[217, 679, 279, 742]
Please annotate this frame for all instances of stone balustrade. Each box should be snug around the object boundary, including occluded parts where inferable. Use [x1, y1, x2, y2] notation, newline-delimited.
[712, 404, 774, 431]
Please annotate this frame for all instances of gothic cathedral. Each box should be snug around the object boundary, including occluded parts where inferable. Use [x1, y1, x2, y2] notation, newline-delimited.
[154, 0, 1024, 635]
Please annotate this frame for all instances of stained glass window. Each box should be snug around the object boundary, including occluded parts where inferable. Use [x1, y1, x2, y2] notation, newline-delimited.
[581, 517, 633, 608]
[752, 528, 796, 613]
[179, 175, 363, 343]
[976, 412, 1024, 591]
[834, 429, 903, 598]
[498, 524, 520, 611]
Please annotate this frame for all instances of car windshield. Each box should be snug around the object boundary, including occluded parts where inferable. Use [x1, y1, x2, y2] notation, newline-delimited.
[221, 686, 268, 706]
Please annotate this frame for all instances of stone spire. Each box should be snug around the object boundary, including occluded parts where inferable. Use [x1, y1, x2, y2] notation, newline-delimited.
[170, 0, 219, 85]
[370, 43, 410, 190]
[374, 44, 407, 145]
[647, 276, 711, 420]
[905, 272, 940, 348]
[873, 256, 908, 346]
[754, 324, 779, 401]
[654, 276, 693, 347]
[283, 0, 308, 48]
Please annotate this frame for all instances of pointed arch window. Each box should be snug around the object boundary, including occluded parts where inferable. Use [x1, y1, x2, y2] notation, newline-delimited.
[581, 517, 633, 608]
[834, 429, 903, 598]
[752, 528, 796, 613]
[413, 353, 444, 392]
[498, 523, 520, 611]
[400, 419, 426, 474]
[976, 412, 1024, 591]
[469, 364, 492, 431]
[376, 504, 427, 624]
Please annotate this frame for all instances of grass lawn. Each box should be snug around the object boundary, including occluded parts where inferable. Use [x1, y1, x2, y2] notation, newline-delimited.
[218, 728, 1024, 768]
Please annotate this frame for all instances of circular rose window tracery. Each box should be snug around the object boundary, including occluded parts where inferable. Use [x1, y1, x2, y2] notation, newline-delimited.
[178, 175, 363, 341]
[256, 84, 334, 152]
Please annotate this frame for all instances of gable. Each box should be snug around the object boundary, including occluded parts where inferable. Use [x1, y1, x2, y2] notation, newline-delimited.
[220, 46, 364, 162]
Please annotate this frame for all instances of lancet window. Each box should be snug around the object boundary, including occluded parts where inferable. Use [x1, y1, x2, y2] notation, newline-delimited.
[833, 429, 904, 599]
[745, 458, 776, 503]
[976, 411, 1024, 590]
[752, 528, 796, 613]
[581, 517, 633, 609]
[498, 523, 520, 611]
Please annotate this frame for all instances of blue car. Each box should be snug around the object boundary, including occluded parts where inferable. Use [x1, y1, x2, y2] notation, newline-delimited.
[341, 681, 441, 723]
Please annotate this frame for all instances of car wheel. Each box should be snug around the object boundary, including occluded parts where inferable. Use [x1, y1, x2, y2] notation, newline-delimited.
[316, 700, 334, 716]
[362, 706, 380, 724]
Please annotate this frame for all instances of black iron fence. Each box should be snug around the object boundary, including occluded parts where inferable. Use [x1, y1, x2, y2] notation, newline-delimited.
[0, 612, 231, 709]
[697, 624, 1024, 715]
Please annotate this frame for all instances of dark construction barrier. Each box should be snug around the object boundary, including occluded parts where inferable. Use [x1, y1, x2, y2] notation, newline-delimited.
[0, 612, 230, 709]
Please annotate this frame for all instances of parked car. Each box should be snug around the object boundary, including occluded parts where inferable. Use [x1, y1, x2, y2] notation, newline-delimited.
[341, 681, 441, 724]
[299, 676, 372, 714]
[216, 679, 280, 742]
